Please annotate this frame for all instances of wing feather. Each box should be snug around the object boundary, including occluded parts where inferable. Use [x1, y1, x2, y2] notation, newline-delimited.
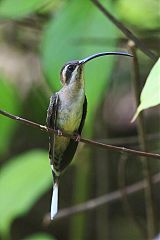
[46, 93, 59, 164]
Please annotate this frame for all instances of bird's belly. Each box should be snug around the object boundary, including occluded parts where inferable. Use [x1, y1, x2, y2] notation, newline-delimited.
[54, 103, 83, 157]
[57, 106, 82, 133]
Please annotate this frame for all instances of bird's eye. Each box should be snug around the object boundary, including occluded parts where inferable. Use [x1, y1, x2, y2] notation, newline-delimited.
[68, 65, 75, 72]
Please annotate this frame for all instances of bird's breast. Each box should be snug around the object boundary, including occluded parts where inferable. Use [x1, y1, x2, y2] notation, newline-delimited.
[57, 89, 84, 133]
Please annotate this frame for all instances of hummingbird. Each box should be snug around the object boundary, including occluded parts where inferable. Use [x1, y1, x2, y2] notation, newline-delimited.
[46, 51, 132, 220]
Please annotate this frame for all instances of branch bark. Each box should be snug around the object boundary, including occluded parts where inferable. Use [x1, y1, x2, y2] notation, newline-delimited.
[43, 172, 160, 225]
[0, 108, 160, 160]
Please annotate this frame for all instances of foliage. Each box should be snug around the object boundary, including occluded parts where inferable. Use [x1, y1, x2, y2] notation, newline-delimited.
[0, 0, 52, 19]
[0, 150, 51, 237]
[24, 233, 55, 240]
[0, 76, 20, 155]
[132, 58, 160, 121]
[0, 0, 159, 239]
[115, 0, 159, 30]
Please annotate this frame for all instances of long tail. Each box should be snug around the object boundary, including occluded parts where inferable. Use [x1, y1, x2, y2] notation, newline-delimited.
[51, 180, 59, 220]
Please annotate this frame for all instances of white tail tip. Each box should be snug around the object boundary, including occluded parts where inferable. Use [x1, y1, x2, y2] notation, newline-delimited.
[51, 182, 58, 220]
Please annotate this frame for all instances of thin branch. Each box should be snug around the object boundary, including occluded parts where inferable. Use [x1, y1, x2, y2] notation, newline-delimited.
[91, 0, 158, 61]
[43, 172, 160, 224]
[0, 108, 160, 160]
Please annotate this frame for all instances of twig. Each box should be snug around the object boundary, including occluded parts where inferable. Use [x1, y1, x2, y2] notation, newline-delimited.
[43, 172, 160, 224]
[129, 40, 157, 238]
[0, 108, 160, 160]
[91, 0, 158, 61]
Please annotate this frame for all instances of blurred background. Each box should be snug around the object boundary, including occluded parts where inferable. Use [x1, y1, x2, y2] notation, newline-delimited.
[0, 0, 159, 239]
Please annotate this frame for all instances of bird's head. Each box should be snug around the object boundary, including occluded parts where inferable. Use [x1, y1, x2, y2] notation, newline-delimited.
[60, 60, 83, 85]
[60, 51, 133, 86]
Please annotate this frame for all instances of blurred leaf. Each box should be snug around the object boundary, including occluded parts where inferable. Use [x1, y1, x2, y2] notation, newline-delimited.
[0, 0, 51, 19]
[24, 233, 56, 240]
[0, 76, 20, 154]
[132, 58, 160, 121]
[115, 0, 159, 30]
[41, 0, 118, 136]
[0, 150, 51, 236]
[37, 0, 64, 14]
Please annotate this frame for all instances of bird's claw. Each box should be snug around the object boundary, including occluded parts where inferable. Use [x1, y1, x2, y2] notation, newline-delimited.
[74, 133, 81, 142]
[57, 129, 63, 136]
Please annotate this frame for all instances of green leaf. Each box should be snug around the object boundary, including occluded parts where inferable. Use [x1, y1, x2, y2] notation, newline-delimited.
[115, 0, 159, 30]
[24, 233, 56, 240]
[0, 150, 51, 236]
[0, 0, 50, 19]
[0, 76, 20, 154]
[41, 0, 117, 136]
[132, 58, 160, 122]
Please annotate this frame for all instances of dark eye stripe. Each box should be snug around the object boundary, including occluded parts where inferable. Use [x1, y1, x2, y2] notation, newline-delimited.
[65, 64, 76, 83]
[66, 69, 72, 83]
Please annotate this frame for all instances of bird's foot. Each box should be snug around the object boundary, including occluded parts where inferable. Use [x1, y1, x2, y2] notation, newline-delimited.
[73, 133, 81, 142]
[57, 129, 63, 136]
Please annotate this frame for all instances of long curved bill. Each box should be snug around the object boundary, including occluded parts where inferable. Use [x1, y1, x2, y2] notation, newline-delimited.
[79, 51, 133, 64]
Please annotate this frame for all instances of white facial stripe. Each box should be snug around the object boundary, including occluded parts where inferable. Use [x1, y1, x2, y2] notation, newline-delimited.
[62, 65, 68, 83]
